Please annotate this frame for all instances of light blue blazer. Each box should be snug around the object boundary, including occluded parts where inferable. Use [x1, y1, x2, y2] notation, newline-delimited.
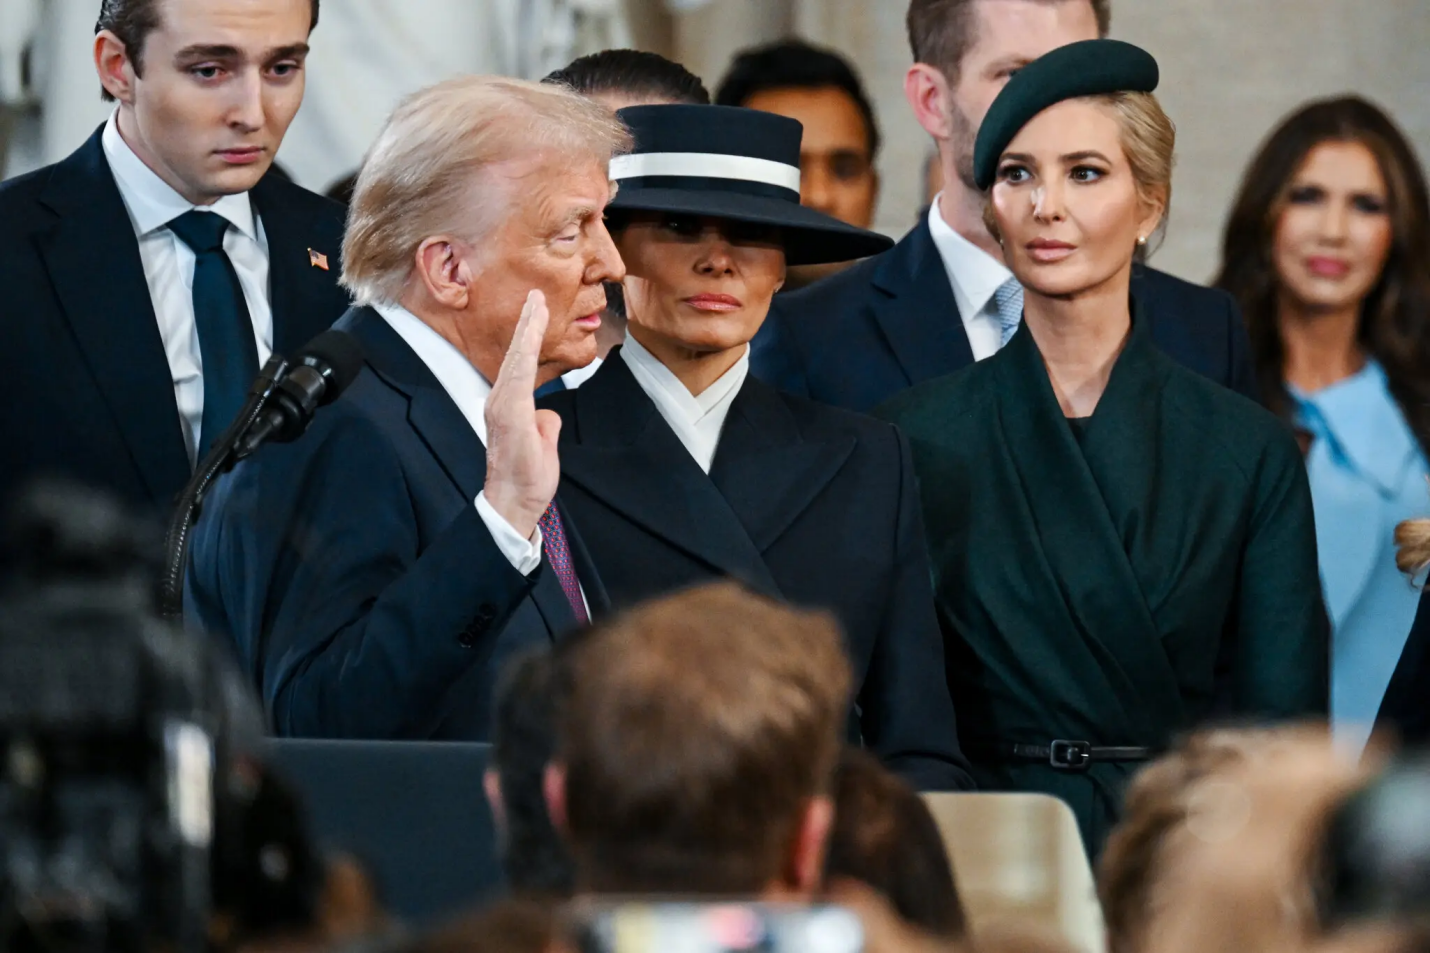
[1293, 360, 1430, 753]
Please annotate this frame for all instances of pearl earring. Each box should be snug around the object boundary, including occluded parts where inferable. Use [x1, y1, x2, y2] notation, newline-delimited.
[1136, 235, 1147, 246]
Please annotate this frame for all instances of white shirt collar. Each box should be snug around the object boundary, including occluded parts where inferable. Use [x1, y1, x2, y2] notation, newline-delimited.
[621, 333, 748, 421]
[561, 357, 603, 389]
[620, 333, 749, 473]
[926, 194, 1013, 323]
[102, 109, 258, 241]
[373, 302, 494, 444]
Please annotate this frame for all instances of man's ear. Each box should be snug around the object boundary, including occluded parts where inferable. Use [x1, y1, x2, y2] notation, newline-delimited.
[543, 762, 569, 834]
[95, 31, 137, 104]
[787, 795, 835, 896]
[414, 237, 473, 310]
[904, 64, 953, 141]
[483, 768, 506, 831]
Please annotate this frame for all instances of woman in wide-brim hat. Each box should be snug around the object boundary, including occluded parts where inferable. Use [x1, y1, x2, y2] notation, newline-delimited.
[538, 103, 973, 792]
[875, 40, 1329, 857]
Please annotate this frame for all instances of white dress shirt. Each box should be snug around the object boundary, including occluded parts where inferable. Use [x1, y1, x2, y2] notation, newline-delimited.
[102, 110, 275, 464]
[376, 303, 585, 599]
[926, 195, 1015, 362]
[620, 333, 749, 474]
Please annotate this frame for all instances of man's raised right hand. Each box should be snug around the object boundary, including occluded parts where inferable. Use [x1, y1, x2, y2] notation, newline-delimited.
[483, 290, 562, 541]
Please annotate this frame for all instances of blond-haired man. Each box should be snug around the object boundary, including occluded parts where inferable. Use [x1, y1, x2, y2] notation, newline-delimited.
[186, 76, 628, 739]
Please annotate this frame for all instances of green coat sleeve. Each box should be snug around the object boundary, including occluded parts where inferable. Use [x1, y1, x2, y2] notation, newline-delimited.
[1231, 431, 1331, 717]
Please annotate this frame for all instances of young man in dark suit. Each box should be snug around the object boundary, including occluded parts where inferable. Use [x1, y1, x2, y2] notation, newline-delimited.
[751, 0, 1258, 413]
[0, 0, 348, 514]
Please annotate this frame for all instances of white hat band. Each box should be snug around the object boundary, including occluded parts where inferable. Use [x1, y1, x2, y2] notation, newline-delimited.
[609, 152, 801, 194]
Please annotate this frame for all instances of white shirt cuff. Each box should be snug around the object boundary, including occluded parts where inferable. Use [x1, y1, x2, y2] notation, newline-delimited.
[475, 491, 543, 575]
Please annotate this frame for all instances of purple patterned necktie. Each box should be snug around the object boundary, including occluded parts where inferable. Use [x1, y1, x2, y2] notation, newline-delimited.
[538, 502, 588, 624]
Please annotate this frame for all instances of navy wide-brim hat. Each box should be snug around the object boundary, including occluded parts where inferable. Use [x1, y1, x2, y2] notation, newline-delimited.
[608, 104, 894, 267]
[972, 39, 1160, 191]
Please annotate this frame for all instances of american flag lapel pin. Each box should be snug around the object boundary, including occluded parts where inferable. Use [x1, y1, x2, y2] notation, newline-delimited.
[308, 248, 329, 270]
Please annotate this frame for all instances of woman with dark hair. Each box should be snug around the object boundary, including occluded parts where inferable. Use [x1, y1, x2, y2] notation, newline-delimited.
[1215, 97, 1430, 753]
[540, 104, 974, 792]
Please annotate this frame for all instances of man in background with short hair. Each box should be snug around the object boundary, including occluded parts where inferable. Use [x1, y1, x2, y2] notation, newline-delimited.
[544, 48, 710, 112]
[716, 39, 881, 289]
[0, 0, 349, 514]
[549, 584, 851, 897]
[751, 0, 1258, 413]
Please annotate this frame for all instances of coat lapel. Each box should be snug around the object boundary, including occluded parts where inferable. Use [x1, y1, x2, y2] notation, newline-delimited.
[992, 309, 1187, 735]
[709, 378, 856, 552]
[345, 307, 586, 636]
[557, 355, 784, 600]
[1293, 366, 1423, 629]
[249, 175, 340, 355]
[346, 309, 488, 502]
[36, 128, 190, 505]
[869, 220, 975, 386]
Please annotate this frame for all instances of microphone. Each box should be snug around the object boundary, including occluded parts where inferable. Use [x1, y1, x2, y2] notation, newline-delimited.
[235, 330, 364, 458]
[158, 330, 363, 621]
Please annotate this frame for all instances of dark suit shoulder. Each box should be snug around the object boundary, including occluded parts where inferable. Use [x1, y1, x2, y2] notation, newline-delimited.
[761, 378, 901, 440]
[771, 252, 885, 326]
[0, 168, 57, 275]
[252, 175, 347, 249]
[0, 163, 59, 235]
[260, 175, 346, 223]
[758, 381, 915, 478]
[0, 162, 54, 206]
[1136, 265, 1237, 316]
[1160, 359, 1300, 487]
[869, 360, 995, 440]
[232, 368, 406, 483]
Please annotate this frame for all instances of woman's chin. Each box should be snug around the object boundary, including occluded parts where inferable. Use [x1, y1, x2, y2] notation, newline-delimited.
[671, 319, 762, 353]
[1020, 267, 1126, 301]
[676, 336, 754, 355]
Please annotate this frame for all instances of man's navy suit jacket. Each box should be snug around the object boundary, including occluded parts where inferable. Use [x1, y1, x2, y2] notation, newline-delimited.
[0, 127, 350, 515]
[751, 218, 1259, 412]
[185, 306, 604, 740]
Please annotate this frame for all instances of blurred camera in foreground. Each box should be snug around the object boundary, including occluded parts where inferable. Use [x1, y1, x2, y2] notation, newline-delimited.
[0, 480, 321, 953]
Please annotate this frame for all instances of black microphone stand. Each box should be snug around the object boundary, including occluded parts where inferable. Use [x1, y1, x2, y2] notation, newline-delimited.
[158, 355, 290, 622]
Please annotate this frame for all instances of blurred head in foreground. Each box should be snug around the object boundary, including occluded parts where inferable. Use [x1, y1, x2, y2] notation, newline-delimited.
[550, 583, 852, 898]
[1099, 725, 1382, 953]
[824, 748, 966, 939]
[487, 648, 577, 898]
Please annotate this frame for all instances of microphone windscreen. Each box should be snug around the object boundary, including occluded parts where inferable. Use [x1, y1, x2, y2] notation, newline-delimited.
[296, 330, 364, 404]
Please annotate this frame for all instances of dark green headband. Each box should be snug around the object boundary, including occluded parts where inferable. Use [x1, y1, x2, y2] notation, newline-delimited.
[972, 39, 1160, 191]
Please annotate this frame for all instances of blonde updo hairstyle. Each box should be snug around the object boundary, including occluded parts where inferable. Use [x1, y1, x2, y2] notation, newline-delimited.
[983, 91, 1176, 255]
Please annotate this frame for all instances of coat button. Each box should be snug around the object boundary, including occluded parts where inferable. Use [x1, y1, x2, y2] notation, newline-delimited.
[457, 627, 477, 648]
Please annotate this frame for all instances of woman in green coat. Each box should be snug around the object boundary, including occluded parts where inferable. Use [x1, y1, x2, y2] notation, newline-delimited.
[878, 40, 1329, 856]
